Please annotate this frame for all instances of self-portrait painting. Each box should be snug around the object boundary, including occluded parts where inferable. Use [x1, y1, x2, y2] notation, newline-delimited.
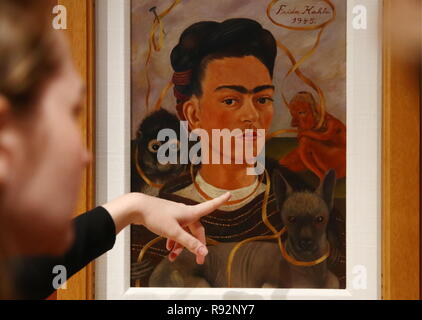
[130, 0, 346, 289]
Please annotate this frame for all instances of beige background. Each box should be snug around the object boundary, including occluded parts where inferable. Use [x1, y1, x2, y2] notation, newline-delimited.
[130, 0, 346, 138]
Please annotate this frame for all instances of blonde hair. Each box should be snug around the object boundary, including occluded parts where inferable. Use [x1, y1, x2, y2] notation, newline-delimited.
[0, 0, 60, 299]
[0, 0, 60, 111]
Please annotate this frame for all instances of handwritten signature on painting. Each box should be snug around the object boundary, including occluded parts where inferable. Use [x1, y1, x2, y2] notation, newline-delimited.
[274, 3, 332, 25]
[276, 4, 332, 16]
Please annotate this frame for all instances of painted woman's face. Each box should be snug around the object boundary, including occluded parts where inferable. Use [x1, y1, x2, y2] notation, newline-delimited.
[187, 56, 274, 165]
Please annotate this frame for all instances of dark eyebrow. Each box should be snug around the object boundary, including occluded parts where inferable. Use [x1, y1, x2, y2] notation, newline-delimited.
[215, 85, 275, 94]
[253, 85, 275, 93]
[215, 85, 248, 94]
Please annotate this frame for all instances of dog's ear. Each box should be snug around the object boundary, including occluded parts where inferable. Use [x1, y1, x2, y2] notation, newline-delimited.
[316, 169, 337, 211]
[272, 169, 293, 212]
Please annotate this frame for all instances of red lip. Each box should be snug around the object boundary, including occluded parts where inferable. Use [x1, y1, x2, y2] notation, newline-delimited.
[234, 128, 264, 141]
[243, 132, 258, 137]
[242, 130, 261, 141]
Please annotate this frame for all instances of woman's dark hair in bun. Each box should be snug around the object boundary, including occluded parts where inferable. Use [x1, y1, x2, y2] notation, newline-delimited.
[170, 18, 277, 119]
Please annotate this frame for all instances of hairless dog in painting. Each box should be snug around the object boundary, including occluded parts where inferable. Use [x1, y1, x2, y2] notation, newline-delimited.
[149, 169, 339, 289]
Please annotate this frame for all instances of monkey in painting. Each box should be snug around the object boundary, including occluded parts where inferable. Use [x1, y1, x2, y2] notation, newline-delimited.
[280, 91, 346, 180]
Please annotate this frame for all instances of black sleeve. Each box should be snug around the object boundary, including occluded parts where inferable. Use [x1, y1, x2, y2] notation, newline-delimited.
[11, 206, 116, 300]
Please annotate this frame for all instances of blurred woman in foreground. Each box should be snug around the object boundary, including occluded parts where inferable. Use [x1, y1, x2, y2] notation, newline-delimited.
[0, 0, 230, 299]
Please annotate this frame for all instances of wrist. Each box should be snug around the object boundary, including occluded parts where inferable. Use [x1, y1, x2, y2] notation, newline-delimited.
[122, 192, 147, 225]
[103, 193, 145, 234]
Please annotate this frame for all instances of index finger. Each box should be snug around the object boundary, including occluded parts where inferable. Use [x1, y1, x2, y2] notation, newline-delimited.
[171, 226, 208, 260]
[189, 192, 231, 218]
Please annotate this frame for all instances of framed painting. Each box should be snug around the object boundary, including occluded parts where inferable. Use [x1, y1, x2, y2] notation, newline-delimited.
[129, 0, 349, 291]
[87, 0, 421, 300]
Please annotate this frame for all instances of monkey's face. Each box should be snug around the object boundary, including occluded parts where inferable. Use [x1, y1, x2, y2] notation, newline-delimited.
[136, 127, 187, 178]
[289, 101, 316, 131]
[134, 109, 188, 181]
[141, 135, 182, 174]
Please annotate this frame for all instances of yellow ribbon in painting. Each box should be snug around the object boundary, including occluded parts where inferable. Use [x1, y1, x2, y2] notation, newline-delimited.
[276, 39, 328, 128]
[266, 0, 336, 129]
[145, 0, 182, 110]
[137, 237, 164, 265]
[225, 168, 331, 287]
[226, 169, 279, 286]
[135, 1, 336, 287]
[135, 236, 164, 287]
[260, 169, 278, 235]
[277, 235, 330, 267]
[135, 168, 277, 288]
[226, 231, 285, 287]
[226, 227, 331, 287]
[266, 128, 298, 140]
[135, 234, 220, 287]
[133, 167, 329, 288]
[153, 81, 174, 111]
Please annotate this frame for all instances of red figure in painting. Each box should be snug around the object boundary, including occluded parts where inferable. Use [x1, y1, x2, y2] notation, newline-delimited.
[280, 91, 346, 180]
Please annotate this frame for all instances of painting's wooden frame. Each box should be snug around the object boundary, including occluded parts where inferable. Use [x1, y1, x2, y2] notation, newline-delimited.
[55, 0, 96, 300]
[382, 0, 421, 300]
[60, 0, 420, 300]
